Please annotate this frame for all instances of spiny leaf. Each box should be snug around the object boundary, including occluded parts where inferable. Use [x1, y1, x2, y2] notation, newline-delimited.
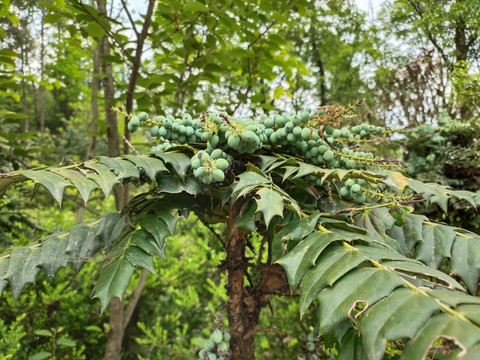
[277, 231, 372, 291]
[97, 156, 140, 180]
[20, 170, 71, 205]
[360, 288, 442, 360]
[354, 207, 402, 252]
[4, 247, 42, 300]
[405, 179, 480, 213]
[156, 175, 201, 196]
[124, 245, 155, 274]
[92, 257, 135, 310]
[402, 313, 480, 360]
[53, 169, 98, 203]
[0, 213, 128, 299]
[388, 214, 480, 294]
[231, 171, 269, 199]
[84, 163, 119, 197]
[130, 230, 164, 258]
[123, 155, 168, 182]
[150, 202, 184, 233]
[138, 215, 170, 260]
[271, 212, 322, 262]
[316, 267, 404, 335]
[255, 187, 284, 227]
[152, 152, 191, 179]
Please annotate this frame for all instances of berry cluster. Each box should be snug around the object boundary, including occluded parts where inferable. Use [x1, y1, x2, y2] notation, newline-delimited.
[128, 106, 390, 199]
[191, 149, 232, 184]
[297, 331, 321, 360]
[198, 329, 231, 360]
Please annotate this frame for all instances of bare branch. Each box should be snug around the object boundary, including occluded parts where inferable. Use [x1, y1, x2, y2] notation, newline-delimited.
[120, 0, 139, 36]
[122, 269, 148, 332]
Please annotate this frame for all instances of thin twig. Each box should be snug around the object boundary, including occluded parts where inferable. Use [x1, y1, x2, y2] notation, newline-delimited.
[120, 0, 138, 36]
[194, 209, 226, 248]
[122, 135, 140, 155]
[64, 194, 102, 216]
[122, 269, 148, 332]
[71, 0, 135, 65]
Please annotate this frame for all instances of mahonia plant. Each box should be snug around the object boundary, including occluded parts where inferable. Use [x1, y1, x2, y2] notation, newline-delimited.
[1, 103, 480, 360]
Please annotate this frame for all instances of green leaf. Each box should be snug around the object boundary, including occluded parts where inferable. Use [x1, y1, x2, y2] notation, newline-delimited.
[271, 212, 322, 262]
[123, 155, 168, 182]
[53, 169, 98, 203]
[156, 176, 201, 195]
[139, 215, 171, 260]
[450, 231, 480, 294]
[92, 258, 135, 310]
[183, 1, 209, 12]
[97, 156, 140, 180]
[20, 170, 71, 205]
[235, 201, 257, 232]
[299, 246, 373, 316]
[152, 151, 191, 179]
[316, 267, 404, 335]
[388, 214, 480, 294]
[130, 230, 165, 258]
[231, 171, 269, 199]
[86, 22, 106, 37]
[4, 247, 42, 299]
[28, 352, 52, 360]
[34, 329, 53, 337]
[255, 187, 284, 227]
[85, 163, 119, 197]
[360, 288, 441, 360]
[0, 213, 128, 299]
[273, 87, 284, 99]
[277, 231, 371, 291]
[354, 208, 403, 252]
[56, 337, 76, 347]
[402, 313, 480, 359]
[125, 245, 155, 274]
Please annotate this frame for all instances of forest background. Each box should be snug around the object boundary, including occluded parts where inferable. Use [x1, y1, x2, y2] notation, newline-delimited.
[0, 0, 479, 359]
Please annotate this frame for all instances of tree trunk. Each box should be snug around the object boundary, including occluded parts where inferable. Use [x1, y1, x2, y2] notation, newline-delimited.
[96, 1, 126, 358]
[39, 6, 46, 134]
[21, 42, 28, 132]
[76, 41, 101, 224]
[226, 205, 260, 360]
[96, 1, 156, 358]
[311, 36, 326, 106]
[454, 16, 470, 120]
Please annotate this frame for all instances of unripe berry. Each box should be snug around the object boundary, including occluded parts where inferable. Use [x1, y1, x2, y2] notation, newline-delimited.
[228, 134, 241, 148]
[351, 184, 361, 193]
[217, 341, 228, 352]
[211, 149, 223, 160]
[339, 187, 350, 198]
[345, 179, 355, 188]
[204, 338, 215, 351]
[211, 329, 223, 343]
[306, 341, 315, 351]
[216, 158, 229, 171]
[203, 174, 213, 184]
[223, 332, 230, 342]
[138, 112, 149, 122]
[212, 169, 225, 182]
[323, 150, 334, 162]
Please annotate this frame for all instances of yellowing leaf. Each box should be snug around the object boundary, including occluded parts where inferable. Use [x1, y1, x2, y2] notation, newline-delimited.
[273, 87, 284, 99]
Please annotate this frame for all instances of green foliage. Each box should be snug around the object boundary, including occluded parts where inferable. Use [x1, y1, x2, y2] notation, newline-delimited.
[2, 102, 480, 359]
